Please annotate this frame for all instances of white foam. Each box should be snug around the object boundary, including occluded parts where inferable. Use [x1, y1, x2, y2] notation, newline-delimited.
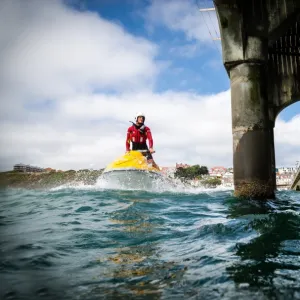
[49, 174, 234, 195]
[94, 174, 234, 194]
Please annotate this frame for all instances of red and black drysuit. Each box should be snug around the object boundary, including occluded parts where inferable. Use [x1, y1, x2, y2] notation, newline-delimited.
[126, 123, 154, 160]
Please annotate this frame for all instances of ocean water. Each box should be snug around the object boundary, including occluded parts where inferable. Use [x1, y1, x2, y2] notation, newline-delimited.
[1, 177, 300, 300]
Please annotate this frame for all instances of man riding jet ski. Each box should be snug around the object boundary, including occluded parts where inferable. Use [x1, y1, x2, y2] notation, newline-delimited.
[101, 112, 161, 188]
[126, 112, 159, 169]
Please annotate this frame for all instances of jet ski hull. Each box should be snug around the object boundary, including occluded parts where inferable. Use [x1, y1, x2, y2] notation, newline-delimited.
[101, 168, 163, 190]
[101, 151, 163, 190]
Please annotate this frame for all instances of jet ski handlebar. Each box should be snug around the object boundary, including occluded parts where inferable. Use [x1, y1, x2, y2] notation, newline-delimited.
[136, 150, 156, 154]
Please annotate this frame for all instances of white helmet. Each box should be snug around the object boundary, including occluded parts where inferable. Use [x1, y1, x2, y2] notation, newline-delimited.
[135, 112, 145, 121]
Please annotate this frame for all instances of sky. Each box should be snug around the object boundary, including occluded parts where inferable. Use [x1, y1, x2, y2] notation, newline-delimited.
[0, 0, 299, 171]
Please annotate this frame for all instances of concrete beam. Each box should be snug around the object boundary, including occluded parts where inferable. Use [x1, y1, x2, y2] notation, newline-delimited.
[214, 0, 300, 43]
[267, 0, 300, 43]
[214, 0, 269, 69]
[267, 21, 300, 122]
[269, 73, 300, 121]
[214, 0, 245, 67]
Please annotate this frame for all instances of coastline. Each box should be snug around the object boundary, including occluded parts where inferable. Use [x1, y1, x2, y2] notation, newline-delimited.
[0, 170, 104, 189]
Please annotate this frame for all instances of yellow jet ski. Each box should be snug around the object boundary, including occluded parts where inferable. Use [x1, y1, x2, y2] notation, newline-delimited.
[101, 150, 163, 189]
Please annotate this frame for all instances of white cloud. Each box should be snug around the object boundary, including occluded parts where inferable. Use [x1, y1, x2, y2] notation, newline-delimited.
[145, 0, 220, 43]
[274, 115, 300, 167]
[0, 0, 158, 170]
[0, 0, 299, 173]
[0, 0, 158, 100]
[2, 84, 298, 171]
[0, 89, 234, 170]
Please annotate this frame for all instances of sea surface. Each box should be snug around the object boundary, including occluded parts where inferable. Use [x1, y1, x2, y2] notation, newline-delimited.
[1, 177, 300, 300]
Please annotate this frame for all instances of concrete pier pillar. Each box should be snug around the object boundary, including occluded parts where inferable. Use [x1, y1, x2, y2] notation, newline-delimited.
[230, 63, 275, 199]
[214, 0, 300, 199]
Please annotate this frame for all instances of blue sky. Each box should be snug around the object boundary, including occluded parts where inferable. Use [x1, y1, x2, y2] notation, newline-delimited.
[0, 0, 299, 170]
[278, 102, 300, 121]
[76, 0, 229, 94]
[66, 0, 298, 120]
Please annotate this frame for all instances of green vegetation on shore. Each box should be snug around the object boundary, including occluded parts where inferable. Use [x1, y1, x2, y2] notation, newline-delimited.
[174, 165, 209, 179]
[200, 177, 222, 187]
[0, 169, 104, 189]
[174, 165, 222, 188]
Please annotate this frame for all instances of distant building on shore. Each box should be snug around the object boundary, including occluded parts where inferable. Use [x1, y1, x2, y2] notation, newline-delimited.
[45, 167, 56, 172]
[176, 163, 190, 169]
[160, 167, 176, 177]
[13, 163, 44, 173]
[222, 171, 234, 186]
[209, 166, 227, 177]
[276, 167, 297, 174]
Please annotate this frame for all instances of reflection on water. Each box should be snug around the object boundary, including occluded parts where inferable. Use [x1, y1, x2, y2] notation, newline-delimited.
[79, 197, 187, 299]
[226, 196, 300, 298]
[1, 188, 300, 300]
